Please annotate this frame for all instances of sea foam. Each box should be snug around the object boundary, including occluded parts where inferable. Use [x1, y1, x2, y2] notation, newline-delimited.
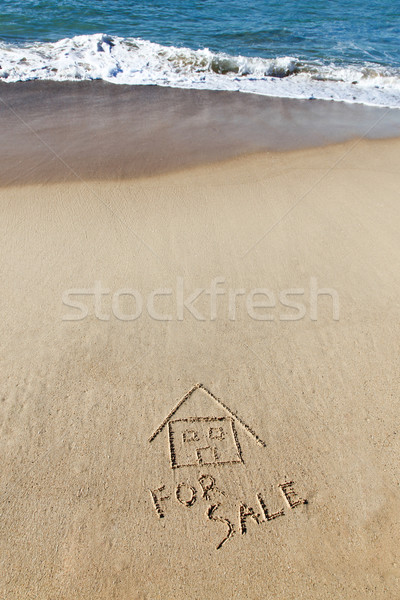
[0, 34, 399, 108]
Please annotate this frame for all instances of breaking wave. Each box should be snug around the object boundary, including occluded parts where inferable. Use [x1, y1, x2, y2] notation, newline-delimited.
[0, 34, 399, 108]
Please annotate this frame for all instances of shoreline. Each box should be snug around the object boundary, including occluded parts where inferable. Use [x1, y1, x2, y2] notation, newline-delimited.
[1, 32, 399, 109]
[2, 3, 400, 596]
[1, 80, 400, 186]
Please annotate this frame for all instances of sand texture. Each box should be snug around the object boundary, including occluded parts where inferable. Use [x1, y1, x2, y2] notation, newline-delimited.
[1, 138, 400, 598]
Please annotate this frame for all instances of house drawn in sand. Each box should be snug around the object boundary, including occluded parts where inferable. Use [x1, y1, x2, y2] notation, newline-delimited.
[149, 383, 266, 469]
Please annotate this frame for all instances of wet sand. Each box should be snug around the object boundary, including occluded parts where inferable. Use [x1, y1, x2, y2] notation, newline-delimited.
[0, 85, 400, 598]
[1, 80, 400, 185]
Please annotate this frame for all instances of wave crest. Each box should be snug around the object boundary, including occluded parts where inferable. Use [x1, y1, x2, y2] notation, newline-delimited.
[0, 34, 399, 108]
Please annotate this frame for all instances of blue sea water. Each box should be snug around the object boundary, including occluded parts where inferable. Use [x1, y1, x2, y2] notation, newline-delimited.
[0, 0, 399, 107]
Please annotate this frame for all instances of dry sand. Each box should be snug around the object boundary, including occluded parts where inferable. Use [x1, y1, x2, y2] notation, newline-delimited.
[1, 135, 400, 598]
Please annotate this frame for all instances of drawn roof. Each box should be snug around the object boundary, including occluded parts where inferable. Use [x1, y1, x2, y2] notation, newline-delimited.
[149, 383, 266, 447]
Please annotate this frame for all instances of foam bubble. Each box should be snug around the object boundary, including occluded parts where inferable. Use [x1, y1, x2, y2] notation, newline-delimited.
[0, 34, 399, 108]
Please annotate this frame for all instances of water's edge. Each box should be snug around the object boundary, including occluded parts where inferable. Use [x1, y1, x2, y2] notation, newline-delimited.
[1, 80, 400, 186]
[1, 35, 400, 109]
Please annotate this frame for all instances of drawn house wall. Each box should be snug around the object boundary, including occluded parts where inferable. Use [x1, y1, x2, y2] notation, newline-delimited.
[168, 416, 242, 468]
[149, 383, 266, 470]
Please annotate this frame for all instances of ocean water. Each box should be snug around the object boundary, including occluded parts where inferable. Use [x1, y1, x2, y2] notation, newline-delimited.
[0, 0, 399, 107]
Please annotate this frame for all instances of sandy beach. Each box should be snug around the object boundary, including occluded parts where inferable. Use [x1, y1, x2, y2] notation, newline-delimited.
[1, 81, 400, 185]
[1, 85, 400, 598]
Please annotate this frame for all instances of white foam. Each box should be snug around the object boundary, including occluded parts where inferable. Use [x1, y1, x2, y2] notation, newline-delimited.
[0, 34, 399, 108]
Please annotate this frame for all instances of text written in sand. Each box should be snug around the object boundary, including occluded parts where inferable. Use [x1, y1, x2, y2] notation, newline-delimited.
[150, 475, 307, 549]
[148, 384, 308, 549]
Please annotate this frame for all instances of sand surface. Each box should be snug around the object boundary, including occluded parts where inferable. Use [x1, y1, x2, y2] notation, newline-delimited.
[2, 81, 400, 185]
[1, 136, 400, 598]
